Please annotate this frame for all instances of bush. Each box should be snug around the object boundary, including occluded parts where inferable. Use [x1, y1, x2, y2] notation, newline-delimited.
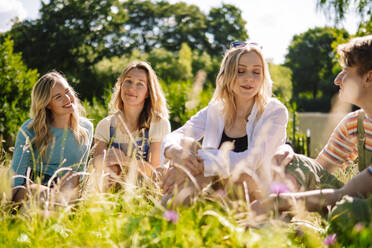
[0, 37, 39, 149]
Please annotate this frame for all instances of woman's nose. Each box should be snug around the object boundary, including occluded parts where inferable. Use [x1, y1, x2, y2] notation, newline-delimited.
[62, 93, 71, 103]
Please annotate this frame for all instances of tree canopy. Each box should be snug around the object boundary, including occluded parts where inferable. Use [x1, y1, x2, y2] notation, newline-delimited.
[0, 37, 39, 147]
[3, 0, 248, 99]
[316, 0, 372, 23]
[285, 27, 349, 112]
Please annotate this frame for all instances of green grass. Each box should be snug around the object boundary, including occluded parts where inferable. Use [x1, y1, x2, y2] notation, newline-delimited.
[1, 155, 371, 247]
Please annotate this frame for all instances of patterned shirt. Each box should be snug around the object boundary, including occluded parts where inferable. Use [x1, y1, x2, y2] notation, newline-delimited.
[317, 110, 372, 169]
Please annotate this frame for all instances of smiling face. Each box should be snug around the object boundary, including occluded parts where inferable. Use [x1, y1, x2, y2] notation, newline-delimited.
[232, 51, 264, 102]
[120, 68, 149, 108]
[47, 78, 76, 117]
[334, 66, 364, 106]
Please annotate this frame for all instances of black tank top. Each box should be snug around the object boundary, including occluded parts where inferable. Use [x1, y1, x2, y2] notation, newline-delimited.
[218, 130, 248, 153]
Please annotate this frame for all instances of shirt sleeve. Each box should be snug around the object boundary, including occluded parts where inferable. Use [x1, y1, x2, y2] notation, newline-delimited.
[94, 116, 111, 143]
[316, 112, 357, 169]
[149, 118, 171, 143]
[203, 100, 288, 180]
[10, 121, 34, 187]
[160, 106, 208, 166]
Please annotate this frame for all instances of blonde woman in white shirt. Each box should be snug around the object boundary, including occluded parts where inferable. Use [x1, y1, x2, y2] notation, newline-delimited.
[161, 42, 288, 202]
[93, 61, 170, 180]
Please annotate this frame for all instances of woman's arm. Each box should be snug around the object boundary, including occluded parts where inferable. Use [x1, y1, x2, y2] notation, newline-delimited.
[92, 139, 108, 157]
[11, 123, 33, 188]
[161, 107, 208, 175]
[251, 165, 372, 215]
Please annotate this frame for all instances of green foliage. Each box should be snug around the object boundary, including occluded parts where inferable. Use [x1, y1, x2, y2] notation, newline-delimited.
[161, 80, 213, 129]
[357, 16, 372, 36]
[285, 27, 349, 112]
[83, 95, 111, 128]
[206, 4, 248, 55]
[0, 37, 39, 148]
[317, 0, 372, 23]
[93, 43, 220, 87]
[3, 0, 247, 100]
[269, 63, 293, 104]
[177, 43, 193, 81]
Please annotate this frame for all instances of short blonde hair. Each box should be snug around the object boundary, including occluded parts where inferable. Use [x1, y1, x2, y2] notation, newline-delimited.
[29, 71, 88, 157]
[109, 61, 169, 129]
[213, 45, 272, 127]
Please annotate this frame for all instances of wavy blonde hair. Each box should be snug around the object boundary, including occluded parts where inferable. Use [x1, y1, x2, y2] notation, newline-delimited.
[29, 71, 88, 158]
[213, 45, 272, 128]
[109, 61, 169, 129]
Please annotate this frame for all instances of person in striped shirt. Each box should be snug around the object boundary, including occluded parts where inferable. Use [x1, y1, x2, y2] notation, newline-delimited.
[282, 35, 372, 190]
[252, 35, 372, 230]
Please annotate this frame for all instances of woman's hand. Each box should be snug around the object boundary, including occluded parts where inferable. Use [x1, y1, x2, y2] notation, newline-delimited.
[272, 144, 294, 167]
[164, 137, 204, 176]
[161, 167, 188, 194]
[105, 148, 128, 166]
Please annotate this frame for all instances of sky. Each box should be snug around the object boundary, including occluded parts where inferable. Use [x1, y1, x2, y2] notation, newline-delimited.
[0, 0, 361, 64]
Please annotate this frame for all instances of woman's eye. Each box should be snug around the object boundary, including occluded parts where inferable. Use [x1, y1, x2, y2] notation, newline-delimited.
[238, 69, 245, 73]
[254, 71, 261, 75]
[55, 95, 62, 100]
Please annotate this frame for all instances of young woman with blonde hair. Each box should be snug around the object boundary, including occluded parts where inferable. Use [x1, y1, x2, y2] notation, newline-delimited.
[11, 71, 93, 202]
[161, 42, 288, 202]
[92, 61, 170, 179]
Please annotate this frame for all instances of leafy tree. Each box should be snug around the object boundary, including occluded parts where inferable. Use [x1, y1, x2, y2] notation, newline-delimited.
[269, 63, 292, 104]
[5, 0, 126, 99]
[285, 27, 349, 112]
[316, 0, 372, 23]
[121, 1, 247, 55]
[357, 16, 372, 35]
[4, 0, 248, 100]
[177, 43, 193, 81]
[0, 37, 39, 148]
[206, 4, 248, 55]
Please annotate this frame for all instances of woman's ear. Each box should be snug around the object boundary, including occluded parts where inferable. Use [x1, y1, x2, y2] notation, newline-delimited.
[363, 70, 372, 88]
[366, 70, 372, 83]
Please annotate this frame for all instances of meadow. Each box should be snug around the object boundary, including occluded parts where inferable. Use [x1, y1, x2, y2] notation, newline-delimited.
[0, 79, 371, 248]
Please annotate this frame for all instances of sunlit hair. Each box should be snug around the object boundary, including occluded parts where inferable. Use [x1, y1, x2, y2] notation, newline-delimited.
[109, 61, 169, 129]
[213, 45, 272, 128]
[29, 71, 88, 158]
[337, 35, 372, 76]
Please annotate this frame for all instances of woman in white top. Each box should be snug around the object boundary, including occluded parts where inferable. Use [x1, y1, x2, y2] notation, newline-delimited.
[93, 61, 170, 178]
[162, 42, 288, 201]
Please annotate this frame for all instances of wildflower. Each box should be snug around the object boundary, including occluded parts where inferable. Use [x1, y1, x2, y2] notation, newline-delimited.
[353, 222, 365, 233]
[323, 233, 337, 246]
[163, 210, 179, 224]
[269, 181, 290, 194]
[215, 189, 226, 198]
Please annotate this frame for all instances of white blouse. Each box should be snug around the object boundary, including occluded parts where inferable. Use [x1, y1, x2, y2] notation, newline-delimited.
[161, 98, 288, 180]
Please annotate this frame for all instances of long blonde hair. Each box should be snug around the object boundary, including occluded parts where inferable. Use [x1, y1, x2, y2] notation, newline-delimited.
[213, 45, 272, 127]
[109, 61, 169, 129]
[29, 71, 88, 157]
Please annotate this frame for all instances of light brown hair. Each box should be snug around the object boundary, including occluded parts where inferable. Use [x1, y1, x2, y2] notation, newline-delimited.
[109, 61, 169, 129]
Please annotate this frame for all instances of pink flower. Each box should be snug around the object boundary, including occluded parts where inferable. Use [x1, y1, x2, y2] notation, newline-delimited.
[163, 210, 179, 224]
[216, 189, 226, 198]
[353, 222, 365, 233]
[270, 181, 290, 194]
[323, 233, 337, 246]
